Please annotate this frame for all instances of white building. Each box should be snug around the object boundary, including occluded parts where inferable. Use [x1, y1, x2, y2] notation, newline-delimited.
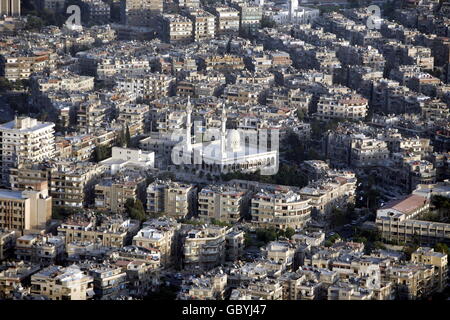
[268, 3, 319, 25]
[100, 147, 154, 175]
[173, 99, 279, 176]
[0, 117, 55, 186]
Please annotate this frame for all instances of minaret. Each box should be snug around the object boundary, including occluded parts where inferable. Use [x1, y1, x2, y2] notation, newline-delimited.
[289, 0, 297, 23]
[186, 96, 192, 151]
[220, 103, 227, 158]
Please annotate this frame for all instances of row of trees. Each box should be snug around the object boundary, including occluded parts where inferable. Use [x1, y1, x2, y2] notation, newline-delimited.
[221, 164, 308, 188]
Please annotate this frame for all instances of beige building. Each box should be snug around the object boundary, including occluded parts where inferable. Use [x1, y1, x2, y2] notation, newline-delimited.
[198, 185, 250, 223]
[0, 51, 56, 81]
[0, 229, 16, 260]
[350, 136, 390, 167]
[57, 216, 140, 248]
[178, 272, 227, 300]
[374, 194, 449, 245]
[183, 225, 230, 271]
[0, 117, 55, 186]
[30, 265, 94, 300]
[33, 73, 94, 93]
[0, 262, 40, 299]
[159, 14, 193, 44]
[15, 234, 65, 266]
[299, 174, 357, 218]
[0, 189, 52, 234]
[237, 279, 283, 300]
[50, 161, 105, 208]
[316, 94, 368, 121]
[411, 247, 448, 292]
[133, 217, 181, 268]
[185, 9, 216, 42]
[251, 190, 311, 230]
[94, 174, 146, 213]
[0, 0, 21, 16]
[117, 104, 149, 135]
[120, 0, 163, 26]
[386, 263, 436, 300]
[146, 180, 197, 219]
[208, 5, 239, 35]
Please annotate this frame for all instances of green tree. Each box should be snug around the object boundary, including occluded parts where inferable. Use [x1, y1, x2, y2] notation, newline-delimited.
[125, 125, 131, 147]
[125, 198, 146, 222]
[284, 227, 295, 239]
[256, 228, 278, 243]
[0, 77, 13, 92]
[244, 232, 254, 247]
[434, 243, 450, 256]
[260, 16, 276, 28]
[94, 145, 111, 162]
[25, 15, 44, 30]
[296, 109, 306, 122]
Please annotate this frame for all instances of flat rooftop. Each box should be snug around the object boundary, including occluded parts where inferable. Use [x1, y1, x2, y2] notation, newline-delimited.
[0, 189, 26, 200]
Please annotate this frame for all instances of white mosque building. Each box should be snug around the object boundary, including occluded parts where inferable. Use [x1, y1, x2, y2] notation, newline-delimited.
[263, 0, 320, 25]
[172, 98, 279, 176]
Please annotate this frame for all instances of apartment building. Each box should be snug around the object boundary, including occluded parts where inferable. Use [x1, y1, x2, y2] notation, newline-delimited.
[223, 84, 264, 105]
[0, 262, 40, 299]
[0, 0, 21, 16]
[185, 9, 216, 42]
[245, 54, 272, 73]
[315, 94, 368, 121]
[117, 104, 149, 136]
[35, 0, 65, 12]
[225, 230, 245, 262]
[116, 73, 175, 100]
[87, 264, 128, 299]
[94, 174, 146, 214]
[234, 279, 283, 300]
[0, 117, 55, 186]
[262, 241, 296, 270]
[328, 282, 373, 300]
[198, 185, 250, 223]
[235, 4, 262, 35]
[76, 100, 111, 133]
[146, 180, 198, 219]
[177, 0, 200, 9]
[266, 88, 312, 112]
[0, 229, 16, 260]
[50, 162, 105, 208]
[159, 14, 193, 44]
[79, 0, 111, 24]
[208, 5, 240, 35]
[182, 225, 229, 271]
[33, 72, 95, 93]
[411, 247, 448, 292]
[386, 263, 436, 300]
[15, 234, 65, 266]
[30, 265, 94, 300]
[199, 54, 245, 72]
[299, 174, 357, 218]
[0, 51, 56, 81]
[0, 189, 52, 234]
[133, 217, 181, 267]
[374, 194, 450, 245]
[350, 135, 390, 168]
[120, 0, 163, 26]
[178, 272, 228, 300]
[251, 190, 312, 230]
[58, 215, 140, 248]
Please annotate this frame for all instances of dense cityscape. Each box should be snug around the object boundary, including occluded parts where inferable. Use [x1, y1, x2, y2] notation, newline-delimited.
[0, 0, 449, 302]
